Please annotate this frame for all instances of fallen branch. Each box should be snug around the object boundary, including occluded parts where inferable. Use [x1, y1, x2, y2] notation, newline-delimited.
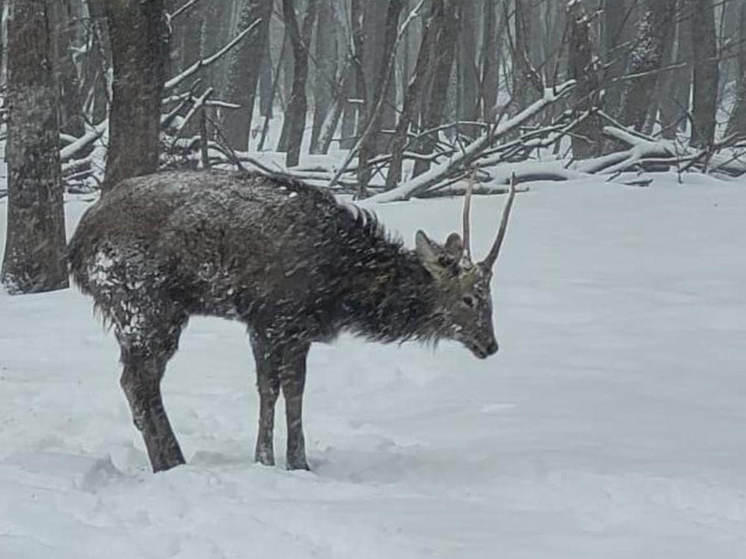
[361, 80, 576, 203]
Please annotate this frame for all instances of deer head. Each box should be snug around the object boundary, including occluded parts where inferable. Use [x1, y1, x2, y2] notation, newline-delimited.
[414, 173, 517, 359]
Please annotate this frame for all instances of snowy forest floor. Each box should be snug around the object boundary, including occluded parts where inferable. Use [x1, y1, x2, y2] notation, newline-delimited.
[1, 173, 746, 558]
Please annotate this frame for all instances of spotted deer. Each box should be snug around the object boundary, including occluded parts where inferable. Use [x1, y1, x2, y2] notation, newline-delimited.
[68, 170, 516, 472]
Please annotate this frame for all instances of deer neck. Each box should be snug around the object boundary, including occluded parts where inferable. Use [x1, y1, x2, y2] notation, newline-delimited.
[341, 248, 442, 343]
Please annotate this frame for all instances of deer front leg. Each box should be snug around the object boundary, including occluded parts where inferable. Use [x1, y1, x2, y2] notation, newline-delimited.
[280, 342, 311, 471]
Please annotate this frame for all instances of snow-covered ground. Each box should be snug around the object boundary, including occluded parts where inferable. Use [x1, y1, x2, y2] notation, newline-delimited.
[1, 174, 746, 558]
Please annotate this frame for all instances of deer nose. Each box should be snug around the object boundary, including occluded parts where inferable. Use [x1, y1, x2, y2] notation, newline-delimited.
[486, 340, 499, 355]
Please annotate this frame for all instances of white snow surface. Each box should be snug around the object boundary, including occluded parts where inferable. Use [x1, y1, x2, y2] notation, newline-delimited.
[1, 174, 746, 558]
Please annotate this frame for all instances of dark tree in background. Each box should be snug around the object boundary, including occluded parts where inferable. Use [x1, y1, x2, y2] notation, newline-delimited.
[618, 0, 677, 132]
[568, 0, 602, 159]
[101, 0, 169, 191]
[279, 0, 319, 167]
[223, 0, 273, 151]
[1, 0, 68, 294]
[688, 0, 719, 148]
[726, 0, 746, 137]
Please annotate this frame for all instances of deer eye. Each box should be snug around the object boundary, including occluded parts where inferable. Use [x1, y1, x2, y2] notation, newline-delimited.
[462, 295, 475, 308]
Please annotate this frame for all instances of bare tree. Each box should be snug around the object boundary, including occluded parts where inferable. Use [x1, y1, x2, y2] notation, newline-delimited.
[2, 0, 68, 294]
[357, 0, 404, 193]
[688, 0, 719, 147]
[568, 0, 602, 158]
[280, 0, 319, 167]
[479, 0, 500, 122]
[618, 0, 677, 131]
[412, 0, 459, 177]
[223, 0, 273, 151]
[726, 0, 746, 137]
[102, 0, 169, 191]
[310, 0, 338, 153]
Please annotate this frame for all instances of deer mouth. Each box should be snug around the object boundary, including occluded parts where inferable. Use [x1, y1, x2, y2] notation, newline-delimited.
[465, 339, 498, 359]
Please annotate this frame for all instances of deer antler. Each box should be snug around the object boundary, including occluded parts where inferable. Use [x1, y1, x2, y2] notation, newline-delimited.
[481, 172, 517, 270]
[462, 170, 476, 261]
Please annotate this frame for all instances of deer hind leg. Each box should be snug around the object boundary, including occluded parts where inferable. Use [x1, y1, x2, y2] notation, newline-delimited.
[280, 342, 311, 471]
[116, 310, 188, 473]
[250, 332, 281, 466]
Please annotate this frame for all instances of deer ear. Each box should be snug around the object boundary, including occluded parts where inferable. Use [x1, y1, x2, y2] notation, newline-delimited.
[444, 233, 464, 261]
[415, 230, 440, 262]
[415, 230, 446, 278]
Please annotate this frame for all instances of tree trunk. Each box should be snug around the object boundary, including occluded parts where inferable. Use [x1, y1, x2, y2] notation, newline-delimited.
[512, 0, 541, 110]
[223, 0, 273, 151]
[412, 0, 459, 177]
[385, 2, 437, 187]
[2, 0, 68, 294]
[659, 0, 692, 139]
[725, 0, 746, 137]
[480, 0, 500, 121]
[280, 0, 319, 167]
[357, 0, 403, 193]
[618, 0, 677, 131]
[310, 0, 337, 153]
[568, 0, 602, 159]
[601, 0, 631, 120]
[51, 0, 85, 137]
[689, 0, 719, 147]
[458, 0, 480, 137]
[102, 0, 168, 191]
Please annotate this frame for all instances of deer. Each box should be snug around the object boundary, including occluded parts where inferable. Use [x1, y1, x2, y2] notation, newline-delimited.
[67, 169, 516, 473]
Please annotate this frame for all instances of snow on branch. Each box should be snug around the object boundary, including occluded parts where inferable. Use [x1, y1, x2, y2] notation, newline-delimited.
[361, 80, 577, 203]
[164, 18, 262, 92]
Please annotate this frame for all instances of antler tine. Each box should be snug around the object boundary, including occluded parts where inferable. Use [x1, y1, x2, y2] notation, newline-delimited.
[481, 172, 517, 270]
[462, 169, 476, 261]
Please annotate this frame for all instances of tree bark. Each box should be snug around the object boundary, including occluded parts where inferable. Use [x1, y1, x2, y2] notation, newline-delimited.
[385, 2, 437, 187]
[310, 0, 338, 153]
[102, 0, 168, 191]
[568, 0, 602, 159]
[601, 0, 632, 120]
[659, 0, 692, 139]
[725, 0, 746, 137]
[280, 0, 319, 167]
[412, 0, 459, 177]
[688, 0, 719, 147]
[458, 0, 480, 137]
[357, 0, 404, 193]
[2, 0, 68, 294]
[480, 0, 500, 121]
[618, 0, 677, 131]
[223, 0, 273, 151]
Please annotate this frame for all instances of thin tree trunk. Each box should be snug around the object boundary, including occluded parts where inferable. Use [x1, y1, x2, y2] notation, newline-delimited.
[412, 0, 459, 177]
[385, 2, 437, 187]
[2, 0, 68, 293]
[280, 0, 319, 167]
[660, 0, 692, 138]
[223, 0, 272, 151]
[689, 0, 719, 147]
[103, 0, 168, 191]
